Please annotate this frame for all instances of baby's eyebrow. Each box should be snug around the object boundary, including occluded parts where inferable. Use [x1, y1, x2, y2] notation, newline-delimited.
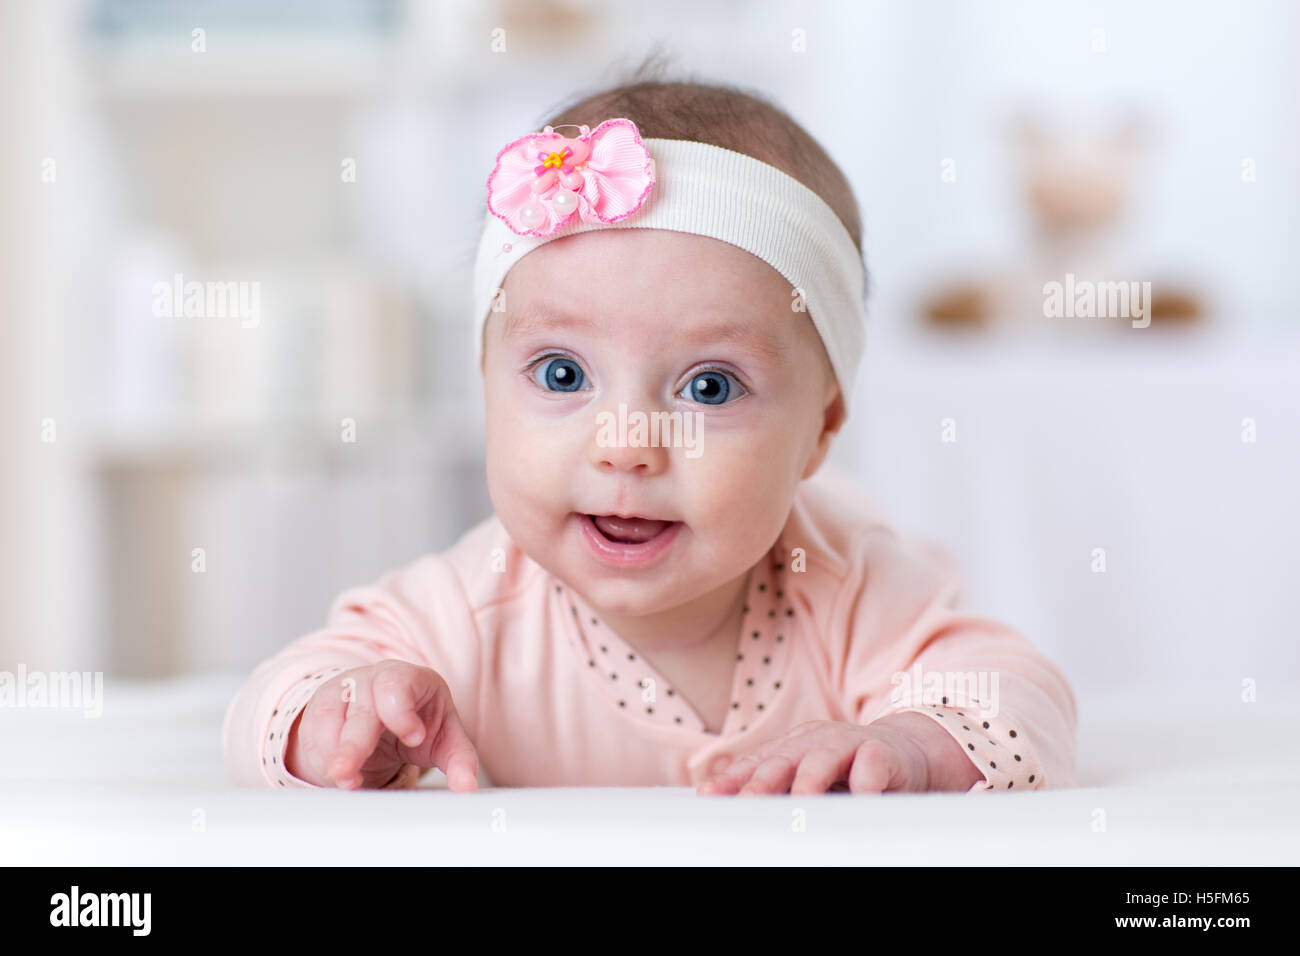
[687, 316, 788, 363]
[505, 304, 786, 363]
[502, 305, 599, 340]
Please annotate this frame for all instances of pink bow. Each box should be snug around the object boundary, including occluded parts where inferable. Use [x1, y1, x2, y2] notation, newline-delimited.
[486, 118, 655, 238]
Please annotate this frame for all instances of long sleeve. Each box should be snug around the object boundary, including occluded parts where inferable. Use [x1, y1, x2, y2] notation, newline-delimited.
[826, 525, 1078, 793]
[221, 552, 483, 788]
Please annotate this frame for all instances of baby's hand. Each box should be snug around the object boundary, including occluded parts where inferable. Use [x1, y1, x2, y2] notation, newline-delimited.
[697, 714, 967, 796]
[284, 660, 479, 792]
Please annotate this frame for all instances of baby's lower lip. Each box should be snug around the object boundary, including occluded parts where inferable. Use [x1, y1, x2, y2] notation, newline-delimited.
[577, 513, 682, 568]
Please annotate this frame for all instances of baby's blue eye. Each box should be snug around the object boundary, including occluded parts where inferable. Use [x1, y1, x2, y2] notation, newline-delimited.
[533, 356, 586, 392]
[679, 370, 734, 405]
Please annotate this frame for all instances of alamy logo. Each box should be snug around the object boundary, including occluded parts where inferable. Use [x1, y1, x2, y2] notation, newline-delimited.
[888, 663, 1000, 719]
[1043, 272, 1151, 328]
[595, 402, 703, 459]
[50, 886, 151, 936]
[0, 664, 102, 718]
[152, 272, 260, 328]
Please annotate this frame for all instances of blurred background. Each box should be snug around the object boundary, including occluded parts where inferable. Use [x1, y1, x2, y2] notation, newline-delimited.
[2, 0, 1296, 697]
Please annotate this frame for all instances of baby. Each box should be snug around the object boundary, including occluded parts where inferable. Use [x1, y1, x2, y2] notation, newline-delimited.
[223, 78, 1077, 796]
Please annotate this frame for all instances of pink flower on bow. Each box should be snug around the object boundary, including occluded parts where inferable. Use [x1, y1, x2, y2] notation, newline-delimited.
[486, 118, 655, 237]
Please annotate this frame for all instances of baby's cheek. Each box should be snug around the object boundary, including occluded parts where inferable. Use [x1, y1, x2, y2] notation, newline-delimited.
[484, 411, 547, 522]
[486, 403, 585, 541]
[694, 424, 800, 503]
[684, 441, 789, 550]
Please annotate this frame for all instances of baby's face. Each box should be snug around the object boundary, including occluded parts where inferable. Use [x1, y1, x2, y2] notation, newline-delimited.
[481, 229, 843, 617]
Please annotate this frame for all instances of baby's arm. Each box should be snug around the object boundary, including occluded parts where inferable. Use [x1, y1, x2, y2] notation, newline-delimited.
[221, 554, 482, 789]
[839, 527, 1078, 792]
[864, 619, 1078, 792]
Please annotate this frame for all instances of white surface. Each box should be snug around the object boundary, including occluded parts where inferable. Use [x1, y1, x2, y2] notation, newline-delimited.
[2, 674, 1297, 865]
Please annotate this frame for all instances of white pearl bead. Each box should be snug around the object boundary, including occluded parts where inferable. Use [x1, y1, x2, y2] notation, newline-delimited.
[519, 201, 544, 228]
[551, 189, 577, 215]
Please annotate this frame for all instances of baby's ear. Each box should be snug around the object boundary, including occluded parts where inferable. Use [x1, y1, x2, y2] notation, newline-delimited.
[802, 386, 846, 480]
[478, 312, 494, 375]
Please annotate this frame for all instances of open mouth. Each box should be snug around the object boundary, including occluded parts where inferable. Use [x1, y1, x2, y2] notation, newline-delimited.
[578, 513, 682, 567]
[586, 514, 675, 544]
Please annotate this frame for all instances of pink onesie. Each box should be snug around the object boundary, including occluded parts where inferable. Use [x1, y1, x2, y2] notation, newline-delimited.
[222, 466, 1078, 793]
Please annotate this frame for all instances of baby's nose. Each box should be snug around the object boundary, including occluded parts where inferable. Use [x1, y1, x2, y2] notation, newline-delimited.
[588, 402, 670, 476]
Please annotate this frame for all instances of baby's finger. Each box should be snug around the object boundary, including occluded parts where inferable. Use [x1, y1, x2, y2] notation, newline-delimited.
[370, 666, 479, 790]
[697, 753, 765, 795]
[847, 739, 899, 795]
[738, 755, 799, 796]
[331, 677, 385, 789]
[790, 747, 853, 795]
[426, 702, 480, 793]
[370, 662, 433, 748]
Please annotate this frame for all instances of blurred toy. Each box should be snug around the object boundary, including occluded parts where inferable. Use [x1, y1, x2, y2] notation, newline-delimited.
[922, 109, 1204, 332]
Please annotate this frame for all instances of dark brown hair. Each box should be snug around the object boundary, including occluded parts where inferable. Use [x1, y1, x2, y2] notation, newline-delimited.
[536, 52, 864, 261]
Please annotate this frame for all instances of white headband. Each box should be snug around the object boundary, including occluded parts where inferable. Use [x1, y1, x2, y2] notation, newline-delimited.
[472, 137, 866, 408]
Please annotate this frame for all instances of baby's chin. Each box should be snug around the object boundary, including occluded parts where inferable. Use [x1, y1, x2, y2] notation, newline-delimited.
[526, 511, 693, 611]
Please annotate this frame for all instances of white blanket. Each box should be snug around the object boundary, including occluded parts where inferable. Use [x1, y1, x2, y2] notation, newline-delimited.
[2, 675, 1296, 865]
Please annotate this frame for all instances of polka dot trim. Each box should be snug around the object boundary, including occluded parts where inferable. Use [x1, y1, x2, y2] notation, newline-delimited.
[559, 547, 794, 737]
[263, 665, 349, 789]
[882, 701, 1043, 794]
